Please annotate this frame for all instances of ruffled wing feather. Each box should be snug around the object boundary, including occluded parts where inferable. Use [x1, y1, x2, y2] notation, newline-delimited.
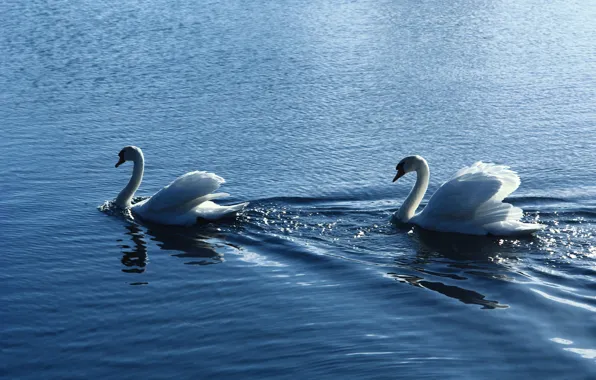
[419, 162, 524, 226]
[143, 171, 225, 212]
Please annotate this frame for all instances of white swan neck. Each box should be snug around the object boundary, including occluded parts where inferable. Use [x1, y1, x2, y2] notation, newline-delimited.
[115, 153, 144, 208]
[397, 159, 429, 222]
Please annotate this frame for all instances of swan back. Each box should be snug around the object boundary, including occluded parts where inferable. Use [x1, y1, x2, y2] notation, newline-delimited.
[413, 161, 544, 235]
[421, 162, 516, 220]
[143, 171, 225, 213]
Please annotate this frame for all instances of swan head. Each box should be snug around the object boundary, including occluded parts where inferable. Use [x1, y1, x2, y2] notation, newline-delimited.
[393, 155, 426, 182]
[115, 146, 143, 168]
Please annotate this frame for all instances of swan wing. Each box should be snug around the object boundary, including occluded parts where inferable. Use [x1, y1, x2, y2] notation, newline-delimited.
[450, 161, 520, 202]
[420, 162, 520, 222]
[143, 171, 225, 212]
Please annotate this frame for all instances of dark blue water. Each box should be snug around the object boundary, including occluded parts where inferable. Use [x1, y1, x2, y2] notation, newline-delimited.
[2, 0, 595, 378]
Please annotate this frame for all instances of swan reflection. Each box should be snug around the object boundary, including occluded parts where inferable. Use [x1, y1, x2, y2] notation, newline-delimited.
[409, 226, 519, 259]
[146, 223, 225, 266]
[117, 221, 227, 276]
[388, 227, 528, 309]
[387, 273, 507, 309]
[119, 223, 148, 273]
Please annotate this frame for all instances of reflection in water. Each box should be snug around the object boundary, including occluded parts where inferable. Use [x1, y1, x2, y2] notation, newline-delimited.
[118, 223, 148, 274]
[410, 227, 526, 259]
[146, 223, 225, 266]
[388, 273, 507, 309]
[406, 227, 530, 278]
[116, 221, 228, 278]
[388, 227, 523, 309]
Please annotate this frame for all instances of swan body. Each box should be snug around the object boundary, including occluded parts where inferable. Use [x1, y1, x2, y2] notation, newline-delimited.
[392, 155, 544, 236]
[114, 146, 248, 226]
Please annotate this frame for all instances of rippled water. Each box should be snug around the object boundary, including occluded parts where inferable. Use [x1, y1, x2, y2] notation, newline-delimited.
[2, 0, 595, 378]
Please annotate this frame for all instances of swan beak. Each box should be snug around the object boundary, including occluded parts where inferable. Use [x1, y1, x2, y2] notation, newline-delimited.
[393, 168, 405, 182]
[115, 157, 125, 168]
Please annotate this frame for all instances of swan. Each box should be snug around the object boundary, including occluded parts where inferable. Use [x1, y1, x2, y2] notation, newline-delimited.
[114, 146, 248, 226]
[392, 155, 544, 236]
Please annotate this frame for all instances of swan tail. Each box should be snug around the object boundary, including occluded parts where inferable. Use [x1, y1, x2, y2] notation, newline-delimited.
[224, 202, 250, 213]
[474, 201, 544, 235]
[483, 221, 545, 236]
[196, 201, 249, 221]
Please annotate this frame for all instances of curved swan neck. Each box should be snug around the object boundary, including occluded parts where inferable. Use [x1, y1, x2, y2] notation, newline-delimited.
[397, 158, 429, 222]
[115, 152, 144, 208]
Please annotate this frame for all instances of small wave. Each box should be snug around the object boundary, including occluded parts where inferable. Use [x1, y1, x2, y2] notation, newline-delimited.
[511, 207, 596, 227]
[246, 195, 596, 224]
[531, 288, 596, 313]
[98, 199, 134, 220]
[251, 196, 328, 205]
[250, 185, 400, 206]
[532, 209, 596, 226]
[508, 196, 569, 204]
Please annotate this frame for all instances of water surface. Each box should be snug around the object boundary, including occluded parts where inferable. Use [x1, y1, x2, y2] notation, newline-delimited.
[1, 0, 595, 378]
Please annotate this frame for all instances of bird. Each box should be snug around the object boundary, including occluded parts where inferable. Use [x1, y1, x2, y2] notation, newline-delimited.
[113, 146, 248, 226]
[391, 155, 544, 236]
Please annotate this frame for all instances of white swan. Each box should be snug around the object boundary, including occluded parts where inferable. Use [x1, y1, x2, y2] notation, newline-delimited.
[114, 146, 248, 226]
[392, 155, 544, 236]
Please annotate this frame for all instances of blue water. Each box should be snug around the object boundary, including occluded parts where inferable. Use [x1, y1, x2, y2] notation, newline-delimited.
[2, 0, 596, 378]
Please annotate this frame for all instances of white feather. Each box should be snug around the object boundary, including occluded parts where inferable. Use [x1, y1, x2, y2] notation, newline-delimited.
[144, 171, 224, 212]
[114, 146, 248, 226]
[394, 156, 544, 236]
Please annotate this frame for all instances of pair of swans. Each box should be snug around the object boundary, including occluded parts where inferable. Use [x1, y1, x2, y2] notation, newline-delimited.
[113, 146, 544, 236]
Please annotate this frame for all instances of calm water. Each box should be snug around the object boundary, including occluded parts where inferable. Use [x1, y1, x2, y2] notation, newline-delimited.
[2, 0, 595, 378]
